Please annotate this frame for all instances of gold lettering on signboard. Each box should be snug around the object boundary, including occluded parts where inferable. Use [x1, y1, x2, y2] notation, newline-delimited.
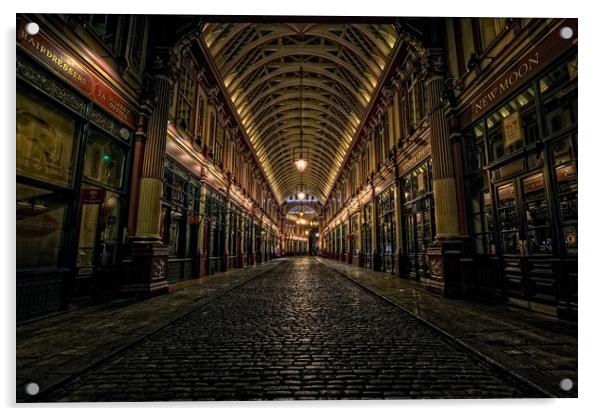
[474, 52, 541, 114]
[18, 29, 90, 88]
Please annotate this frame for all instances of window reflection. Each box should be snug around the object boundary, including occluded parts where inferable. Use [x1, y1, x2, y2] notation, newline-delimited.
[84, 129, 125, 188]
[16, 184, 68, 269]
[487, 87, 537, 161]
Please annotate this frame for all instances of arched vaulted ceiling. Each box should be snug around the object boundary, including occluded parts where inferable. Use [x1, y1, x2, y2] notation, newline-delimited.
[202, 22, 398, 204]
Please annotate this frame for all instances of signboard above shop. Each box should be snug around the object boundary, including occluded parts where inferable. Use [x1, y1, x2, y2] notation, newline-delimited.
[460, 18, 577, 126]
[17, 20, 137, 128]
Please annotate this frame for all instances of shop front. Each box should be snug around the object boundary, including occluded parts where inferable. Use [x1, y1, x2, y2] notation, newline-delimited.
[205, 188, 227, 275]
[376, 186, 396, 274]
[254, 222, 263, 264]
[349, 212, 359, 265]
[460, 20, 577, 318]
[228, 205, 242, 269]
[400, 156, 435, 282]
[16, 21, 136, 321]
[161, 159, 201, 283]
[360, 202, 372, 269]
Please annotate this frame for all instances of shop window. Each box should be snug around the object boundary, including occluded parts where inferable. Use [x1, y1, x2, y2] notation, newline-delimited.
[539, 57, 578, 136]
[362, 203, 372, 267]
[162, 161, 200, 258]
[404, 159, 432, 201]
[17, 89, 78, 187]
[16, 184, 69, 269]
[497, 183, 519, 254]
[83, 129, 126, 189]
[487, 87, 538, 162]
[402, 159, 434, 256]
[377, 187, 396, 268]
[230, 209, 239, 257]
[552, 136, 578, 255]
[76, 187, 122, 272]
[471, 191, 496, 255]
[522, 172, 553, 254]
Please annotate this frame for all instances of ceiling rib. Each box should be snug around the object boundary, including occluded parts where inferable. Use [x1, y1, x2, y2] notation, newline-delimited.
[202, 22, 398, 204]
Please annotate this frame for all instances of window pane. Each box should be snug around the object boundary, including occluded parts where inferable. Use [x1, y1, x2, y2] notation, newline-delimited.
[540, 57, 578, 136]
[16, 184, 68, 269]
[562, 225, 578, 255]
[522, 173, 553, 254]
[17, 89, 77, 187]
[552, 137, 576, 166]
[487, 87, 537, 161]
[497, 183, 518, 230]
[84, 130, 126, 188]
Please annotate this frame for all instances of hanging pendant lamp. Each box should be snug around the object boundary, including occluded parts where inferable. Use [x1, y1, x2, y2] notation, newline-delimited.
[294, 66, 308, 173]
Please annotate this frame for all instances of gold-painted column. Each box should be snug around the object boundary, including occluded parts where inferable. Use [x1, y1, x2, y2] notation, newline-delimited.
[124, 51, 175, 297]
[424, 57, 465, 297]
[135, 69, 172, 240]
[425, 74, 460, 240]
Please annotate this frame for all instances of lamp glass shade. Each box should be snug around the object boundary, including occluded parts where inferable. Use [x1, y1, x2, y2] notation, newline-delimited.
[294, 157, 308, 172]
[297, 191, 306, 200]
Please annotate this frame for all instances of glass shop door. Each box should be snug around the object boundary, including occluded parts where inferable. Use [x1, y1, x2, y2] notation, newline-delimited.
[497, 171, 556, 312]
[75, 187, 122, 300]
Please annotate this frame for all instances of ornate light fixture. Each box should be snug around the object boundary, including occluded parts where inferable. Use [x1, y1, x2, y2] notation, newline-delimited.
[294, 66, 308, 173]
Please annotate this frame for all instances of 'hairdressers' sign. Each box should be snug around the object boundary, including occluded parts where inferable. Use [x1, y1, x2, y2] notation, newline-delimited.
[17, 21, 136, 128]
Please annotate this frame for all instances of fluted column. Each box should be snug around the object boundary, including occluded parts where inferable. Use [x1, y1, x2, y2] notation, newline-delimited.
[426, 73, 460, 240]
[123, 50, 175, 297]
[135, 57, 174, 240]
[423, 48, 466, 298]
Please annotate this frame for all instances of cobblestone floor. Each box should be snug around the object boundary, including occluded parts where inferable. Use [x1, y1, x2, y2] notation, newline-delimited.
[41, 258, 538, 401]
[318, 257, 577, 398]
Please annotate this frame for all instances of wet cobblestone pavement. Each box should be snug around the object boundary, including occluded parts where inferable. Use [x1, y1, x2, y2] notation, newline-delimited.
[41, 258, 538, 401]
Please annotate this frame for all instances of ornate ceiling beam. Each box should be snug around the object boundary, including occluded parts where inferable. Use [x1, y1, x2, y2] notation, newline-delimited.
[231, 64, 372, 105]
